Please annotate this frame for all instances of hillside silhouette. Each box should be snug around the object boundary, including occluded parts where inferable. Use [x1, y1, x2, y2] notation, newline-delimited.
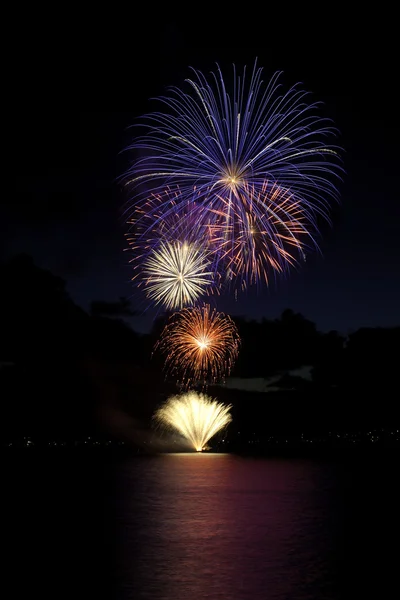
[1, 255, 399, 446]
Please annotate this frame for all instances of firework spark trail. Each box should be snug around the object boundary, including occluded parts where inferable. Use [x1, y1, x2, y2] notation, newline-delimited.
[126, 187, 209, 250]
[126, 183, 310, 289]
[206, 180, 312, 287]
[141, 240, 213, 310]
[156, 304, 240, 386]
[126, 189, 220, 306]
[124, 62, 342, 285]
[154, 391, 232, 451]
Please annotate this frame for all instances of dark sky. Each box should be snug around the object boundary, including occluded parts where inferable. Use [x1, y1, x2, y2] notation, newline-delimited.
[5, 12, 399, 334]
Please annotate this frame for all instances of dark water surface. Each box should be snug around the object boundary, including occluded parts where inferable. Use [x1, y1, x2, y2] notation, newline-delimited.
[4, 451, 399, 599]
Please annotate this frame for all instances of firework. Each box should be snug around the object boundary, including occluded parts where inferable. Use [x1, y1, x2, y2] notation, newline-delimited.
[141, 240, 213, 309]
[127, 188, 206, 251]
[156, 304, 240, 386]
[207, 181, 310, 287]
[127, 188, 220, 296]
[124, 62, 342, 285]
[154, 391, 232, 451]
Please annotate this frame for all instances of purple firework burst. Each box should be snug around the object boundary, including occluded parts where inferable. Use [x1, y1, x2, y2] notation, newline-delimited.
[125, 62, 342, 288]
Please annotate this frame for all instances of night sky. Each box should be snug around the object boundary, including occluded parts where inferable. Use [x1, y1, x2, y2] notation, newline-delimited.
[5, 13, 399, 334]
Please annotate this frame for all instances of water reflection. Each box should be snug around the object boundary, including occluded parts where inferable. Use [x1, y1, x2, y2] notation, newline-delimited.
[116, 454, 338, 599]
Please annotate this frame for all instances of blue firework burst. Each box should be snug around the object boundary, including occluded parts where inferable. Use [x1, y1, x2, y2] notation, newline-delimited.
[125, 62, 342, 287]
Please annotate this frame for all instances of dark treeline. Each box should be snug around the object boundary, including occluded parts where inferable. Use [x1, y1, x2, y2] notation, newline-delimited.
[1, 254, 399, 445]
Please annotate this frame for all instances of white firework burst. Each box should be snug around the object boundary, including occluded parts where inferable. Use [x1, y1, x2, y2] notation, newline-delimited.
[142, 241, 213, 309]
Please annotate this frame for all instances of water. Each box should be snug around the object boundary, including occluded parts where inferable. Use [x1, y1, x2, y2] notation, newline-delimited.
[4, 451, 399, 599]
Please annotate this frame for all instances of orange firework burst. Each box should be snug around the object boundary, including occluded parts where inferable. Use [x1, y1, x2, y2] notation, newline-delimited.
[206, 181, 311, 289]
[156, 304, 240, 386]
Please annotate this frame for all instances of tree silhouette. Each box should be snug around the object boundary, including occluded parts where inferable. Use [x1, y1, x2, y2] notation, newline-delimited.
[1, 254, 399, 443]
